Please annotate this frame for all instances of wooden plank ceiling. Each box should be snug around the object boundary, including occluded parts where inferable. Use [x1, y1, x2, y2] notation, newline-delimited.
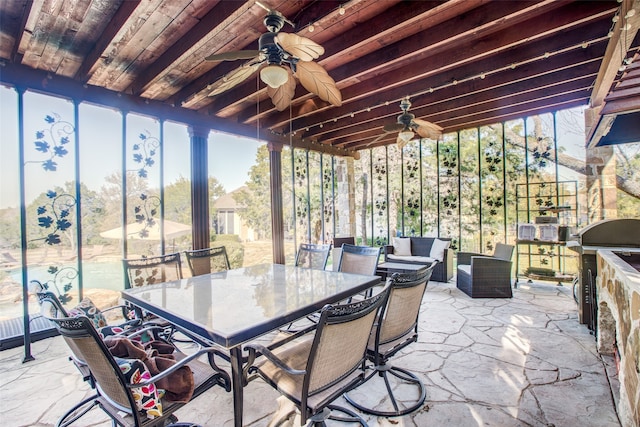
[1, 0, 636, 157]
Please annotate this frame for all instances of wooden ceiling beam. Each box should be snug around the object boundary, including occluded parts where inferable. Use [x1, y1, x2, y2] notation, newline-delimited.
[236, 0, 573, 127]
[74, 1, 141, 83]
[330, 76, 596, 148]
[258, 2, 615, 132]
[320, 65, 599, 146]
[292, 23, 610, 140]
[126, 1, 246, 96]
[198, 0, 457, 118]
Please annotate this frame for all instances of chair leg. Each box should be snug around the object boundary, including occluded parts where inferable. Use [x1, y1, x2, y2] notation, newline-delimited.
[344, 364, 426, 417]
[307, 405, 368, 426]
[56, 394, 100, 427]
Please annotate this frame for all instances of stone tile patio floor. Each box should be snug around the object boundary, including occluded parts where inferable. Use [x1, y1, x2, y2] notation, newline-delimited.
[0, 279, 622, 427]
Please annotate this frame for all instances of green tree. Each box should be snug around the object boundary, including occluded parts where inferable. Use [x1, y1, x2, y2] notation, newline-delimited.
[234, 145, 272, 239]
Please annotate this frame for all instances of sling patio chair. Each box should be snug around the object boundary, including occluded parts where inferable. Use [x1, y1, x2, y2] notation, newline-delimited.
[337, 244, 381, 276]
[184, 246, 230, 276]
[344, 262, 436, 416]
[338, 244, 382, 301]
[246, 281, 391, 426]
[44, 310, 225, 427]
[295, 243, 332, 270]
[123, 252, 184, 341]
[123, 252, 183, 289]
[280, 243, 332, 333]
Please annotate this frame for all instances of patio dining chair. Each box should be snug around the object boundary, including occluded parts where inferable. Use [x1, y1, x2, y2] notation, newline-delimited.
[123, 252, 183, 289]
[338, 244, 381, 276]
[338, 244, 382, 301]
[344, 262, 436, 416]
[184, 246, 230, 276]
[44, 311, 224, 427]
[247, 281, 391, 426]
[123, 253, 184, 341]
[295, 243, 331, 270]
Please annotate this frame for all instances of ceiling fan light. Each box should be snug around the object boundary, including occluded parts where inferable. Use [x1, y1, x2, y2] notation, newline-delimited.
[260, 65, 289, 88]
[399, 129, 415, 143]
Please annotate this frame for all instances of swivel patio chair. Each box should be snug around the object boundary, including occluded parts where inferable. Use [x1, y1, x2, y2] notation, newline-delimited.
[184, 246, 230, 276]
[247, 281, 391, 426]
[295, 243, 331, 270]
[456, 243, 514, 298]
[344, 263, 436, 416]
[123, 252, 183, 289]
[44, 312, 224, 427]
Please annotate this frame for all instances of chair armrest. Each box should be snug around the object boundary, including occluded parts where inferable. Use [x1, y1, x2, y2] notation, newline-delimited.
[457, 251, 483, 265]
[246, 344, 306, 375]
[383, 245, 394, 258]
[125, 343, 221, 388]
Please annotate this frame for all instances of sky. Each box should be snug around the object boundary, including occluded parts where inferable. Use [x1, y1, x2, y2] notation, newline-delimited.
[0, 86, 262, 209]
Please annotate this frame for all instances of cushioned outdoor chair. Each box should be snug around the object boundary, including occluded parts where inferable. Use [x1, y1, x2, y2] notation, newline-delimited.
[184, 246, 230, 276]
[123, 252, 183, 289]
[295, 243, 331, 270]
[247, 281, 391, 426]
[344, 263, 436, 416]
[456, 243, 515, 298]
[44, 312, 224, 427]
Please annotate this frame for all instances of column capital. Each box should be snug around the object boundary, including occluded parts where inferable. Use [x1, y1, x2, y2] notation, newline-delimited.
[268, 141, 284, 153]
[188, 125, 210, 139]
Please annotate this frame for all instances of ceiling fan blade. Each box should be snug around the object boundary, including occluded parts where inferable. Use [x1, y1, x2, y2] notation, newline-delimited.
[205, 50, 260, 61]
[413, 119, 443, 139]
[267, 68, 296, 111]
[396, 134, 409, 149]
[295, 61, 342, 107]
[366, 132, 388, 147]
[383, 123, 404, 133]
[276, 33, 324, 61]
[208, 58, 264, 96]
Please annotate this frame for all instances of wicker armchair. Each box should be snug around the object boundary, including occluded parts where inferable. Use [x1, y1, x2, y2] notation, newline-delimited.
[247, 282, 391, 426]
[456, 243, 514, 298]
[44, 312, 224, 427]
[295, 243, 331, 269]
[184, 246, 230, 276]
[345, 263, 436, 416]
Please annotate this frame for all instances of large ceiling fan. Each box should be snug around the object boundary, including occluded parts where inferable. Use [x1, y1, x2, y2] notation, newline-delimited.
[205, 1, 342, 111]
[370, 97, 443, 148]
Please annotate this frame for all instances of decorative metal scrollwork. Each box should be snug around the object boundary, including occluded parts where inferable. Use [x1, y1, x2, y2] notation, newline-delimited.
[133, 194, 160, 239]
[33, 266, 79, 305]
[33, 190, 76, 246]
[131, 131, 160, 178]
[31, 113, 74, 172]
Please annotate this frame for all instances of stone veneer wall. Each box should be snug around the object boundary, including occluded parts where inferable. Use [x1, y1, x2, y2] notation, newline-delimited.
[596, 250, 640, 427]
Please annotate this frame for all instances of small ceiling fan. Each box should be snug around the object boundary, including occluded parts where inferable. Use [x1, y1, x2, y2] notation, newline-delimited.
[205, 1, 342, 111]
[370, 97, 443, 148]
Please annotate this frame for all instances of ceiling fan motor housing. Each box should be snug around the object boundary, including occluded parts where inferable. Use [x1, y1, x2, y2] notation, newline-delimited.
[259, 32, 283, 65]
[263, 11, 285, 32]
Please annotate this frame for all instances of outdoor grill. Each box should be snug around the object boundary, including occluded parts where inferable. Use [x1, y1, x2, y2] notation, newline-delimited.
[567, 218, 640, 331]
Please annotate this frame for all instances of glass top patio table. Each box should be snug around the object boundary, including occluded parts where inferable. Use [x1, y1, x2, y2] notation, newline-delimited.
[121, 263, 381, 427]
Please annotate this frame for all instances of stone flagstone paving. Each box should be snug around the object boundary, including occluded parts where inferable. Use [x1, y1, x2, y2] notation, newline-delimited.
[0, 279, 622, 426]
